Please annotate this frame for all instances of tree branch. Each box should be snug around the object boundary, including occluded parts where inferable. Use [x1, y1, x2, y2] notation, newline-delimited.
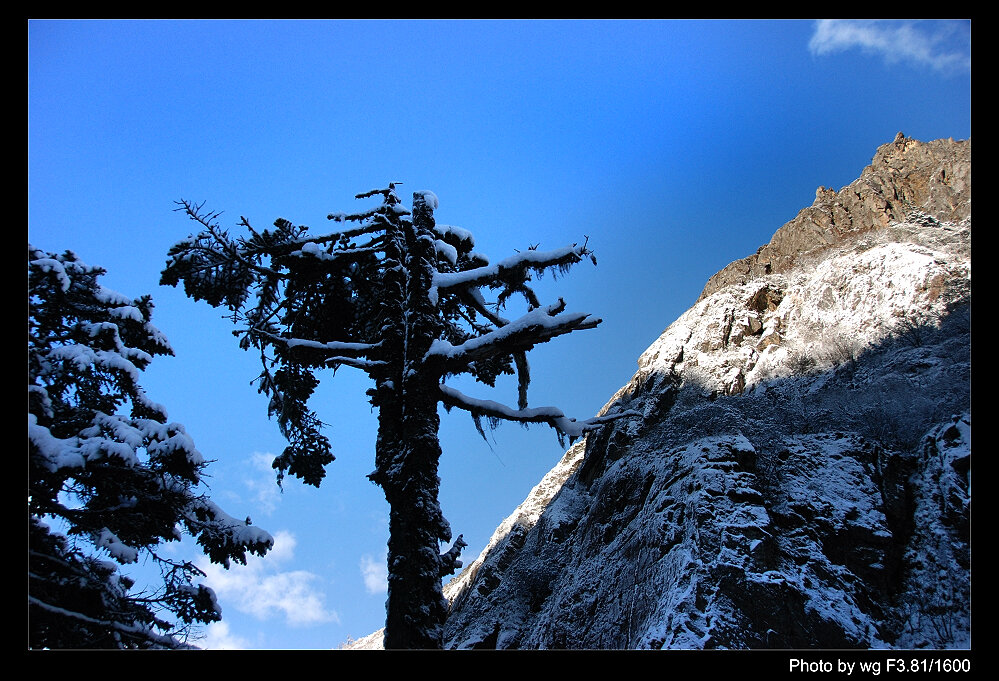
[250, 328, 381, 358]
[438, 384, 637, 440]
[426, 299, 599, 374]
[324, 356, 390, 372]
[439, 534, 467, 577]
[288, 242, 384, 263]
[175, 200, 283, 279]
[432, 243, 591, 293]
[28, 595, 194, 649]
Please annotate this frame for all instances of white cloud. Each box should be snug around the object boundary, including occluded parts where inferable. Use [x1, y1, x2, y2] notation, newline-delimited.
[242, 451, 284, 515]
[808, 20, 970, 73]
[360, 553, 388, 595]
[199, 621, 252, 650]
[198, 530, 340, 627]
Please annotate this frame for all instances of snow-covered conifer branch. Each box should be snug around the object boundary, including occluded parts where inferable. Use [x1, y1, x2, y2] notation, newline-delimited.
[28, 595, 197, 649]
[438, 384, 636, 441]
[432, 243, 592, 293]
[246, 328, 386, 373]
[173, 200, 282, 279]
[289, 242, 384, 263]
[459, 288, 510, 327]
[439, 534, 467, 577]
[324, 357, 389, 372]
[174, 201, 388, 285]
[181, 497, 274, 569]
[250, 329, 380, 357]
[426, 299, 599, 373]
[31, 244, 275, 649]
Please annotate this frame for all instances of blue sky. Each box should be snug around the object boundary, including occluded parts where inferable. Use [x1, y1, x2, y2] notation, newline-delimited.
[28, 19, 971, 649]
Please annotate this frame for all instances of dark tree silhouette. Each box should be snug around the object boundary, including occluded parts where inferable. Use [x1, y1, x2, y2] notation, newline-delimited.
[28, 246, 273, 649]
[161, 185, 633, 648]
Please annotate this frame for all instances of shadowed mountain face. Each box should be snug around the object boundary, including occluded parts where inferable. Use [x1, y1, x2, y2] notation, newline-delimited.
[440, 134, 971, 650]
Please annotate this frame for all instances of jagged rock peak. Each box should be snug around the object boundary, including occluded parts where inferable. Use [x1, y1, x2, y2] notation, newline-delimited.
[698, 134, 970, 301]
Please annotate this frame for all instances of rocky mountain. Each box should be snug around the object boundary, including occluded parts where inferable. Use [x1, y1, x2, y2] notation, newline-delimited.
[354, 133, 971, 650]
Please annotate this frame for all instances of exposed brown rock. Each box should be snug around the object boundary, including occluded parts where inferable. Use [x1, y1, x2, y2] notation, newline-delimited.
[698, 134, 970, 301]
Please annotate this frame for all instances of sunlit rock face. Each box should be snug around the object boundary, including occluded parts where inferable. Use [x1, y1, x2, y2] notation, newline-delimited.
[442, 135, 971, 650]
[697, 132, 970, 301]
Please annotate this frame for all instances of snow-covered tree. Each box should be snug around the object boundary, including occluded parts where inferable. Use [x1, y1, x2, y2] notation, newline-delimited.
[28, 246, 273, 649]
[161, 185, 633, 648]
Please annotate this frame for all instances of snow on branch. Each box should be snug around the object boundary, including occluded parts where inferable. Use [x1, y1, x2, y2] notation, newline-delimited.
[461, 287, 508, 326]
[27, 595, 197, 650]
[439, 384, 637, 442]
[353, 184, 411, 216]
[247, 329, 388, 376]
[173, 200, 283, 278]
[290, 241, 383, 263]
[432, 243, 593, 292]
[439, 534, 467, 577]
[175, 200, 390, 272]
[432, 223, 474, 248]
[426, 299, 599, 372]
[183, 497, 274, 569]
[250, 328, 380, 357]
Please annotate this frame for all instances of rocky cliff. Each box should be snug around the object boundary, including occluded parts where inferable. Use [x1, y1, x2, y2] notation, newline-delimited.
[698, 132, 970, 300]
[438, 134, 971, 650]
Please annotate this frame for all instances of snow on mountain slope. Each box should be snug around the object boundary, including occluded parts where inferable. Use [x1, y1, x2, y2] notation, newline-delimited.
[438, 135, 971, 650]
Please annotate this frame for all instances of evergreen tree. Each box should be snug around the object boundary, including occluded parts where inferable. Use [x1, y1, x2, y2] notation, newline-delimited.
[28, 246, 273, 649]
[161, 185, 633, 648]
